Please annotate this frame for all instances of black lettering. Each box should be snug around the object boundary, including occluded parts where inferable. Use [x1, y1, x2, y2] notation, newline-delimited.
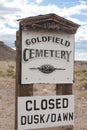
[51, 114, 56, 122]
[49, 99, 55, 109]
[65, 40, 70, 47]
[63, 98, 68, 108]
[41, 99, 47, 110]
[35, 49, 43, 57]
[69, 112, 73, 120]
[40, 114, 45, 123]
[21, 116, 26, 125]
[28, 115, 33, 124]
[26, 39, 31, 45]
[57, 113, 62, 121]
[56, 98, 61, 109]
[26, 100, 32, 111]
[46, 114, 50, 122]
[63, 113, 68, 121]
[61, 51, 66, 59]
[34, 115, 39, 124]
[31, 38, 36, 43]
[44, 50, 49, 57]
[55, 50, 60, 58]
[55, 37, 60, 43]
[23, 48, 29, 61]
[34, 100, 40, 111]
[42, 36, 47, 42]
[50, 50, 54, 57]
[66, 51, 72, 62]
[37, 37, 41, 42]
[63, 112, 73, 121]
[48, 36, 52, 42]
[60, 39, 64, 45]
[30, 49, 35, 59]
[52, 37, 55, 42]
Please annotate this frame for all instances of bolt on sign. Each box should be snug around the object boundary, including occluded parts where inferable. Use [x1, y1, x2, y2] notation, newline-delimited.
[18, 95, 74, 130]
[20, 14, 79, 84]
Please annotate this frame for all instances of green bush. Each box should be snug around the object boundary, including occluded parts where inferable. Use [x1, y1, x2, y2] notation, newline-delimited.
[80, 91, 87, 98]
[79, 80, 87, 90]
[34, 86, 38, 91]
[6, 65, 16, 78]
[0, 70, 4, 77]
[75, 70, 81, 76]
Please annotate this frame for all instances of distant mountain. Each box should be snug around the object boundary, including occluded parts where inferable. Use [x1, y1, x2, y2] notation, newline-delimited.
[0, 41, 16, 61]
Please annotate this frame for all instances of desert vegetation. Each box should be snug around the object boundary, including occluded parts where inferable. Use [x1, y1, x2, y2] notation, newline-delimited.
[0, 61, 16, 78]
[0, 60, 87, 130]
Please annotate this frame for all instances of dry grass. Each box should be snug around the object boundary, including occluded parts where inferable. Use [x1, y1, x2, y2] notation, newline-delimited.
[0, 61, 16, 78]
[0, 60, 87, 130]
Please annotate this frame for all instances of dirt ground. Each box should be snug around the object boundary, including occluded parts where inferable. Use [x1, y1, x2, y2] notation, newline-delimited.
[0, 76, 87, 130]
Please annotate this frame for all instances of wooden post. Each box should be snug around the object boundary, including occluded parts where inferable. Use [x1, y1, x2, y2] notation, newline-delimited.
[15, 29, 33, 130]
[15, 14, 79, 130]
[56, 84, 72, 95]
[56, 84, 73, 130]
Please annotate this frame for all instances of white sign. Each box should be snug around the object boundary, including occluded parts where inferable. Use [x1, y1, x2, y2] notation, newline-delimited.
[18, 95, 74, 130]
[21, 30, 74, 84]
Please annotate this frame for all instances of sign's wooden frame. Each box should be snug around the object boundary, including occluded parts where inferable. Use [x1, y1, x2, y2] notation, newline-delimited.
[15, 13, 79, 130]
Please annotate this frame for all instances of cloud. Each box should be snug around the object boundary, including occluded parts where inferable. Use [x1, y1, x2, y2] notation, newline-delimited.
[75, 25, 87, 43]
[58, 3, 87, 17]
[35, 0, 44, 4]
[75, 40, 87, 61]
[0, 0, 87, 60]
[0, 1, 21, 14]
[79, 0, 87, 4]
[75, 51, 87, 61]
[0, 34, 16, 48]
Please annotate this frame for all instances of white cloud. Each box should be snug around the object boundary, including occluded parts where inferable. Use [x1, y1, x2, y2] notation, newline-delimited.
[79, 0, 87, 4]
[0, 0, 87, 60]
[75, 51, 87, 61]
[35, 0, 44, 4]
[58, 4, 87, 17]
[75, 25, 87, 42]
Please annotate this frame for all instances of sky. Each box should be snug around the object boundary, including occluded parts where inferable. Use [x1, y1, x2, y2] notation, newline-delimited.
[0, 0, 87, 61]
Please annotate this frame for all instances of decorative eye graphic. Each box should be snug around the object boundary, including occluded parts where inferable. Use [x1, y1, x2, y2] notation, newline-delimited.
[30, 64, 65, 74]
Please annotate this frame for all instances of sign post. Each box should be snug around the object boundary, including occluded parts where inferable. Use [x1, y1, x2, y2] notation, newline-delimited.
[15, 29, 33, 130]
[15, 13, 79, 130]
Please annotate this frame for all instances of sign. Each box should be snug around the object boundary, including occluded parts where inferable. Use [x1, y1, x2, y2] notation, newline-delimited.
[21, 30, 74, 84]
[18, 95, 74, 130]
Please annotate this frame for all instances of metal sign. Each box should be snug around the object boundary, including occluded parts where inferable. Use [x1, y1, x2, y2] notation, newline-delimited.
[18, 95, 74, 130]
[21, 30, 74, 84]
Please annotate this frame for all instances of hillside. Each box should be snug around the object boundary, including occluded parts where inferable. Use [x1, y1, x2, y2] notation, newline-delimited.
[0, 41, 15, 61]
[75, 60, 87, 70]
[0, 56, 87, 130]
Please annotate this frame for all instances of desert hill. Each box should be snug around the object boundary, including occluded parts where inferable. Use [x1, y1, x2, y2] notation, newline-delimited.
[0, 41, 87, 130]
[0, 41, 15, 61]
[74, 60, 87, 71]
[0, 40, 87, 66]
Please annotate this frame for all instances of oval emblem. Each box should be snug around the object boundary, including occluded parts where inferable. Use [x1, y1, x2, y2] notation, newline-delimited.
[38, 64, 55, 74]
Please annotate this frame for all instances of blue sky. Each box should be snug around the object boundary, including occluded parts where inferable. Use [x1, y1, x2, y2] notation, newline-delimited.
[0, 0, 87, 61]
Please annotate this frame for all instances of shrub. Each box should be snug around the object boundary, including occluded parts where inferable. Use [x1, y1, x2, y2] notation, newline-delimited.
[0, 70, 4, 77]
[6, 65, 16, 78]
[80, 91, 87, 99]
[79, 80, 87, 90]
[34, 86, 38, 91]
